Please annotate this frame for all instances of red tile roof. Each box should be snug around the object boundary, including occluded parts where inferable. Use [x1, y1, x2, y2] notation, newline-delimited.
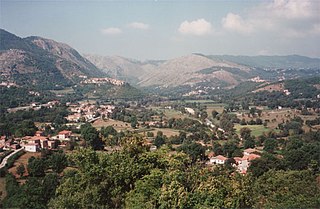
[243, 148, 257, 154]
[208, 152, 215, 158]
[58, 130, 72, 135]
[215, 155, 228, 161]
[243, 154, 260, 161]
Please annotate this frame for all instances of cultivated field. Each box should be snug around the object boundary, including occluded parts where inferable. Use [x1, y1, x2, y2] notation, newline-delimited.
[206, 103, 226, 115]
[92, 119, 133, 131]
[150, 128, 181, 137]
[237, 107, 319, 132]
[50, 87, 75, 95]
[163, 109, 186, 119]
[8, 152, 41, 178]
[235, 124, 272, 137]
[0, 177, 6, 201]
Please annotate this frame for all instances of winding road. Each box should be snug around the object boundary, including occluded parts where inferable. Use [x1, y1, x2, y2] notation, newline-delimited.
[0, 148, 24, 169]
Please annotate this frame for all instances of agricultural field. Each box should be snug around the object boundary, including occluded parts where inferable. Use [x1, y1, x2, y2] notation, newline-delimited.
[235, 124, 272, 137]
[150, 128, 181, 137]
[0, 177, 6, 201]
[50, 87, 75, 95]
[163, 109, 186, 119]
[8, 152, 41, 178]
[92, 119, 132, 131]
[237, 107, 319, 131]
[184, 99, 216, 104]
[206, 103, 226, 115]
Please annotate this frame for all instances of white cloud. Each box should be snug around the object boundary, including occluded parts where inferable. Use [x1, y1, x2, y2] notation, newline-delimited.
[265, 0, 316, 20]
[128, 22, 149, 30]
[101, 27, 122, 35]
[178, 18, 212, 36]
[222, 13, 253, 34]
[221, 0, 320, 37]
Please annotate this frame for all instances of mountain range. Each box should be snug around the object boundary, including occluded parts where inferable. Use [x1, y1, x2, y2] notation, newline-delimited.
[84, 53, 320, 90]
[84, 54, 253, 88]
[0, 29, 105, 89]
[2, 29, 320, 93]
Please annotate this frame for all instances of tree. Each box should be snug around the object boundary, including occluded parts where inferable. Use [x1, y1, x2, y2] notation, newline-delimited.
[256, 109, 262, 117]
[81, 123, 104, 150]
[27, 157, 46, 177]
[220, 113, 234, 133]
[16, 164, 25, 178]
[248, 153, 284, 177]
[240, 127, 251, 140]
[222, 141, 238, 158]
[15, 120, 37, 137]
[146, 132, 154, 137]
[263, 138, 277, 153]
[249, 107, 256, 117]
[177, 141, 206, 162]
[254, 170, 320, 208]
[244, 137, 255, 149]
[130, 116, 138, 129]
[49, 151, 68, 173]
[101, 126, 117, 137]
[211, 110, 219, 119]
[154, 135, 165, 148]
[43, 173, 59, 203]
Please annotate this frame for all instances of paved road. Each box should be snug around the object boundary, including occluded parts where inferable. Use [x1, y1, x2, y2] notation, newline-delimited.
[0, 148, 24, 169]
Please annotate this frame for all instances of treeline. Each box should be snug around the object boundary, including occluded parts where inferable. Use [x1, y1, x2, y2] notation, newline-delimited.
[0, 105, 69, 136]
[1, 123, 320, 208]
[2, 150, 68, 208]
[0, 86, 56, 110]
[3, 143, 318, 208]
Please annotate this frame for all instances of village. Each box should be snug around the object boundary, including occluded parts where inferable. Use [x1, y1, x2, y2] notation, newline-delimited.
[0, 98, 268, 176]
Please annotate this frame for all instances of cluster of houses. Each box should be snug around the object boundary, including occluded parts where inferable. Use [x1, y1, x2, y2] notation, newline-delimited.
[0, 81, 18, 88]
[81, 77, 125, 86]
[0, 130, 74, 153]
[7, 100, 60, 113]
[66, 102, 115, 123]
[207, 148, 261, 174]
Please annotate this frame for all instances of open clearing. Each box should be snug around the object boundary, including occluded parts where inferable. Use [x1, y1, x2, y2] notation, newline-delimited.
[206, 103, 226, 115]
[93, 119, 133, 131]
[50, 87, 75, 95]
[163, 109, 187, 119]
[235, 124, 272, 137]
[8, 152, 41, 178]
[0, 177, 6, 201]
[185, 99, 216, 104]
[237, 107, 319, 131]
[150, 128, 181, 137]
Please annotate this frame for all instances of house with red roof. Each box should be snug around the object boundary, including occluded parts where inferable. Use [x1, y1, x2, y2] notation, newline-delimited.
[233, 151, 261, 174]
[58, 130, 72, 140]
[209, 155, 228, 165]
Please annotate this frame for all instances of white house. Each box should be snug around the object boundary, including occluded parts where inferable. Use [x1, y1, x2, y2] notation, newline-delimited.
[24, 143, 39, 152]
[185, 107, 195, 115]
[58, 130, 72, 140]
[209, 155, 228, 165]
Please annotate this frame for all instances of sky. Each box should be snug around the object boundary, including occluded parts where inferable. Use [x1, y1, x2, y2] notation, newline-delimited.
[1, 0, 320, 60]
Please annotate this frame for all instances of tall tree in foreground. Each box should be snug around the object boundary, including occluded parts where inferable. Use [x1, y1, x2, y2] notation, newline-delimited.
[80, 123, 104, 150]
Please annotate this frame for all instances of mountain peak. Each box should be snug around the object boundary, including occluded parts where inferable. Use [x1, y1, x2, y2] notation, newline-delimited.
[0, 29, 105, 88]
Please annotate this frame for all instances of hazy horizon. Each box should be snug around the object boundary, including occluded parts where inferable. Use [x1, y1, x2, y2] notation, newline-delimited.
[1, 0, 320, 60]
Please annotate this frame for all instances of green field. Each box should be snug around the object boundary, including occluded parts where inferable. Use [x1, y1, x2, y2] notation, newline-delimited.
[206, 103, 226, 114]
[185, 99, 216, 104]
[235, 124, 272, 137]
[50, 87, 75, 95]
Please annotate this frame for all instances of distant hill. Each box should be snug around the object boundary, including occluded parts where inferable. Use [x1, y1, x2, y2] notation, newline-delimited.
[209, 55, 320, 69]
[0, 29, 105, 89]
[85, 54, 253, 89]
[85, 53, 320, 94]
